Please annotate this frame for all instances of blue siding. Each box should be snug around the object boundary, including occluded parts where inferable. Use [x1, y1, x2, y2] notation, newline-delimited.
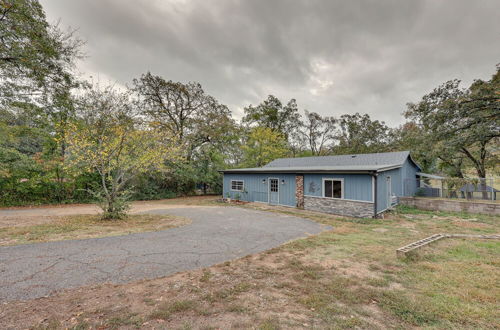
[376, 174, 387, 213]
[304, 174, 373, 202]
[223, 155, 420, 216]
[402, 159, 419, 196]
[376, 167, 402, 213]
[223, 173, 296, 207]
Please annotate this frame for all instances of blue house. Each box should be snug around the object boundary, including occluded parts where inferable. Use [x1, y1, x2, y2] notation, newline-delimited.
[221, 151, 422, 218]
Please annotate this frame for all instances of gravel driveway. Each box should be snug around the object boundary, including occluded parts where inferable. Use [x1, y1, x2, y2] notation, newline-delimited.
[0, 206, 328, 302]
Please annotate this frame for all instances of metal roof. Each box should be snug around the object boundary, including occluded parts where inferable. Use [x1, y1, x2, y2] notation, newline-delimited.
[221, 164, 402, 174]
[264, 151, 412, 168]
[416, 172, 445, 180]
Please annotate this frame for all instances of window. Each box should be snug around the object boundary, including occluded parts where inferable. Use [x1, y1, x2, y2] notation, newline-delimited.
[323, 179, 343, 199]
[231, 180, 244, 191]
[270, 178, 279, 192]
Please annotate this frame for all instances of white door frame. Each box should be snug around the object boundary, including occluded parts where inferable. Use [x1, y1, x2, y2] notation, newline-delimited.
[268, 177, 280, 205]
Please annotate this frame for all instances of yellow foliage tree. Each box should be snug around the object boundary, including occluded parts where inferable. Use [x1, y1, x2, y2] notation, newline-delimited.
[242, 127, 289, 167]
[65, 86, 180, 219]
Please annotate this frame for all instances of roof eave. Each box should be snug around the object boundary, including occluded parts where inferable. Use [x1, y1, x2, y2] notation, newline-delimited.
[219, 168, 397, 174]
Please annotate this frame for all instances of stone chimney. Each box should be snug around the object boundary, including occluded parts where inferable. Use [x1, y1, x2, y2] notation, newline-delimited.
[295, 174, 304, 209]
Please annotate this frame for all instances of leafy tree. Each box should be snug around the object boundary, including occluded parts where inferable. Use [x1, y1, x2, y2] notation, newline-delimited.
[0, 0, 84, 204]
[133, 72, 240, 194]
[405, 66, 500, 192]
[242, 95, 302, 138]
[65, 86, 180, 219]
[299, 111, 337, 155]
[0, 0, 82, 106]
[242, 127, 289, 167]
[133, 72, 234, 158]
[333, 113, 392, 154]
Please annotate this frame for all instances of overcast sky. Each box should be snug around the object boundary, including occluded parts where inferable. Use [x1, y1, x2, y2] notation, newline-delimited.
[40, 0, 499, 126]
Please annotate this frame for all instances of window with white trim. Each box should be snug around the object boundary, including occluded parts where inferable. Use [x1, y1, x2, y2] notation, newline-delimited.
[323, 179, 343, 199]
[231, 180, 244, 191]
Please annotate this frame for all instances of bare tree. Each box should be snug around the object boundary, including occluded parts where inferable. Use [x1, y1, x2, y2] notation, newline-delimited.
[300, 111, 337, 155]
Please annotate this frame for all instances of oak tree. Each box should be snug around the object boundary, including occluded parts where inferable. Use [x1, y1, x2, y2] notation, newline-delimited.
[65, 86, 180, 219]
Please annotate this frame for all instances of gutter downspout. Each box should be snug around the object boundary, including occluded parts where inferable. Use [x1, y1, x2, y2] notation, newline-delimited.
[372, 171, 378, 218]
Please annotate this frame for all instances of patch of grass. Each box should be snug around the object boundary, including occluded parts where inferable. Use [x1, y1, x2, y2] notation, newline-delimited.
[286, 258, 324, 280]
[394, 239, 500, 327]
[394, 205, 496, 224]
[377, 290, 441, 326]
[149, 300, 197, 320]
[366, 276, 391, 287]
[260, 204, 499, 328]
[143, 298, 156, 306]
[32, 318, 61, 330]
[205, 282, 253, 303]
[258, 317, 280, 330]
[284, 234, 339, 251]
[106, 310, 143, 329]
[226, 304, 248, 313]
[158, 195, 220, 206]
[200, 270, 212, 282]
[0, 213, 190, 246]
[70, 321, 90, 330]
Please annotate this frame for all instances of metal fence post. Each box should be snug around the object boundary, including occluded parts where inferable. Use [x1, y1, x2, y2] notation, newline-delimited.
[491, 178, 494, 201]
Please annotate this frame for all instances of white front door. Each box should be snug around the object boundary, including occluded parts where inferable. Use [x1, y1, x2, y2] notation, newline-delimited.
[269, 178, 279, 205]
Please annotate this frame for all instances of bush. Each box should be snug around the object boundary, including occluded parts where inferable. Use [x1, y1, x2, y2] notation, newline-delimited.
[415, 188, 426, 197]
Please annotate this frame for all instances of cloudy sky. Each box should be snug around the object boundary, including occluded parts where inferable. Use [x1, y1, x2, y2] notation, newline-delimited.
[40, 0, 499, 126]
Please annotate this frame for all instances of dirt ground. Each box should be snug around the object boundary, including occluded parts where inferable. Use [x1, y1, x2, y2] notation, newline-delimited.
[0, 244, 391, 329]
[0, 196, 217, 228]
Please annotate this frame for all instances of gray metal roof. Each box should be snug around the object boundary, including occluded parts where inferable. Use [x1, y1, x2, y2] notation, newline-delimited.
[265, 151, 412, 168]
[222, 164, 402, 174]
[416, 172, 445, 180]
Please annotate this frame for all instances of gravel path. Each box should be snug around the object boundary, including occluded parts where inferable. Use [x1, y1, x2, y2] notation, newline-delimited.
[0, 206, 328, 302]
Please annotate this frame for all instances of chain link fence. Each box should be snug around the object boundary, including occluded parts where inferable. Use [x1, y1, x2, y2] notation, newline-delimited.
[404, 178, 498, 201]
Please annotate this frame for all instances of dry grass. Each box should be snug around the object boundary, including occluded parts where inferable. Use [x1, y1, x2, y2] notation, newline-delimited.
[0, 213, 190, 246]
[1, 197, 498, 329]
[151, 195, 221, 206]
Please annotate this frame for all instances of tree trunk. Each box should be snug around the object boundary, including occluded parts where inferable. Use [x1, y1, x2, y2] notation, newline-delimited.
[461, 146, 489, 199]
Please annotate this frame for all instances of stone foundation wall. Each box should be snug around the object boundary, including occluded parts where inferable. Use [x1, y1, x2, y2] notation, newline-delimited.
[295, 175, 304, 209]
[304, 196, 375, 218]
[400, 197, 500, 216]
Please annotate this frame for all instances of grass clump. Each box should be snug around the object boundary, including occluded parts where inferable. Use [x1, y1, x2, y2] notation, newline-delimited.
[106, 311, 143, 328]
[258, 317, 280, 330]
[149, 300, 197, 320]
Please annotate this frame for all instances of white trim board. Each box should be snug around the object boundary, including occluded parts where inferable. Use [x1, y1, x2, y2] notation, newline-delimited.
[230, 179, 245, 192]
[321, 177, 345, 199]
[267, 177, 280, 205]
[372, 176, 375, 203]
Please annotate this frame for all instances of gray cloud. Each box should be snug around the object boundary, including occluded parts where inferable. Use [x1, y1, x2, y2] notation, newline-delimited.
[40, 0, 500, 126]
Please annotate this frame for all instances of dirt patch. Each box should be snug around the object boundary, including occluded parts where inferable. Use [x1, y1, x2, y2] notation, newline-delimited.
[0, 213, 191, 246]
[0, 247, 395, 329]
[0, 196, 218, 229]
[372, 228, 389, 233]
